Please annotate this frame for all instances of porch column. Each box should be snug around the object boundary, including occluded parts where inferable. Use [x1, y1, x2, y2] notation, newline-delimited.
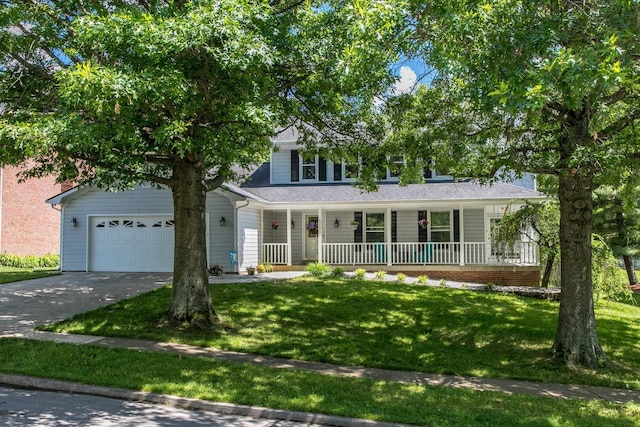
[459, 205, 465, 266]
[317, 207, 323, 263]
[386, 207, 392, 266]
[286, 209, 292, 266]
[260, 209, 264, 264]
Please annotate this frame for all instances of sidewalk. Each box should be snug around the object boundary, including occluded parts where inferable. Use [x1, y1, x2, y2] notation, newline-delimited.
[11, 329, 640, 405]
[1, 272, 638, 427]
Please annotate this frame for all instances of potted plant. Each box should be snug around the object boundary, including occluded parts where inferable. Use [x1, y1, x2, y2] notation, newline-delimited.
[246, 266, 256, 275]
[271, 221, 279, 230]
[418, 219, 429, 229]
[350, 220, 359, 230]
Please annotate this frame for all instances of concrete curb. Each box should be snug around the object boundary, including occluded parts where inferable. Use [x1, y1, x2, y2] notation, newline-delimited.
[0, 373, 413, 427]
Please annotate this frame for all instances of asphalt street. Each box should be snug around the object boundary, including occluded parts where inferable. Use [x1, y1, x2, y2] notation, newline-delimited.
[0, 386, 324, 427]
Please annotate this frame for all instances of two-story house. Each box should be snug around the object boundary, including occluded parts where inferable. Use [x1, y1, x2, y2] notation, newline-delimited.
[47, 128, 546, 285]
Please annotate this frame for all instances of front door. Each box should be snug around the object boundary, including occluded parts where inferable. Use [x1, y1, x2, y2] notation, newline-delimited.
[304, 215, 319, 260]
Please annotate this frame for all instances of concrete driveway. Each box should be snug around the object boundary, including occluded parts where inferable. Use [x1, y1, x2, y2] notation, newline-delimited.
[0, 272, 172, 337]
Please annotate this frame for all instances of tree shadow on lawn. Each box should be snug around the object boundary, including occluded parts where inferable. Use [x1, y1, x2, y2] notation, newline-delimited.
[42, 277, 640, 388]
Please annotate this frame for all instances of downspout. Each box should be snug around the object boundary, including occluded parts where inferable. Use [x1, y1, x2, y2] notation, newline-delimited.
[50, 203, 62, 271]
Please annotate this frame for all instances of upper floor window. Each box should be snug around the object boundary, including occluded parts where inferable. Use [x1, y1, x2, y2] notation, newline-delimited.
[388, 155, 405, 179]
[301, 154, 317, 181]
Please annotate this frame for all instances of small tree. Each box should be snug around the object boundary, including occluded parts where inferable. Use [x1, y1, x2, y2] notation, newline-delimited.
[491, 201, 559, 288]
[593, 183, 640, 286]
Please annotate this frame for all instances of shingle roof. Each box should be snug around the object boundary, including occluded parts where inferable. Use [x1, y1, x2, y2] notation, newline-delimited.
[228, 163, 546, 205]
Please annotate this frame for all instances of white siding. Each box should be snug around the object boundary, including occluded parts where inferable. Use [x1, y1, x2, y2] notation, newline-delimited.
[271, 150, 292, 184]
[60, 186, 174, 271]
[206, 192, 236, 272]
[237, 207, 260, 272]
[396, 211, 419, 242]
[325, 212, 357, 243]
[463, 209, 485, 242]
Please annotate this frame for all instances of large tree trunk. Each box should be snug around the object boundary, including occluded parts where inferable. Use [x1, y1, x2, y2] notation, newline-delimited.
[622, 255, 638, 286]
[551, 170, 606, 367]
[540, 251, 555, 288]
[166, 154, 218, 328]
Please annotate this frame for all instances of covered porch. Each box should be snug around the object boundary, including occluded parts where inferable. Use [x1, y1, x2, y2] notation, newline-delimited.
[258, 206, 539, 268]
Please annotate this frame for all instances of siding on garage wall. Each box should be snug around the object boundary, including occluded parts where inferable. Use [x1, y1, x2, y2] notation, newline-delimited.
[463, 208, 485, 242]
[206, 192, 236, 272]
[60, 186, 174, 271]
[237, 207, 260, 271]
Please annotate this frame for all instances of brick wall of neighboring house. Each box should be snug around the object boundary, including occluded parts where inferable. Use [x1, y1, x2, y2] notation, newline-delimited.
[1, 165, 61, 256]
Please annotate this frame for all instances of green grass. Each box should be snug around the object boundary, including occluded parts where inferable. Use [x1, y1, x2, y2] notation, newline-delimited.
[0, 266, 60, 284]
[41, 276, 640, 390]
[1, 338, 638, 427]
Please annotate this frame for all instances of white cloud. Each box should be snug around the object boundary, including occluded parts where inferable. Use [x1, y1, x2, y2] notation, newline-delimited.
[392, 66, 417, 95]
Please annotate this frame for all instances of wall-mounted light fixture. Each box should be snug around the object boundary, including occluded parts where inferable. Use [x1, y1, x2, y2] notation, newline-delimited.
[71, 217, 78, 227]
[219, 216, 226, 226]
[334, 219, 339, 228]
[291, 220, 295, 229]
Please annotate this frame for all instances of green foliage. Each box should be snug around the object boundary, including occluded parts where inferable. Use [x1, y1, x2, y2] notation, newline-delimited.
[416, 275, 428, 284]
[374, 270, 386, 280]
[41, 277, 640, 389]
[3, 339, 639, 427]
[256, 264, 274, 274]
[439, 278, 447, 287]
[395, 272, 406, 283]
[354, 268, 367, 279]
[0, 254, 59, 269]
[330, 267, 345, 278]
[305, 262, 333, 278]
[592, 236, 633, 304]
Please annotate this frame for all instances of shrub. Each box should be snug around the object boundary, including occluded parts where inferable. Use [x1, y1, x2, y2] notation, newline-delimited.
[256, 264, 266, 273]
[264, 263, 274, 273]
[354, 268, 367, 279]
[374, 270, 387, 280]
[396, 273, 406, 283]
[485, 282, 496, 291]
[306, 262, 332, 278]
[330, 267, 345, 278]
[208, 264, 224, 276]
[0, 253, 60, 268]
[417, 275, 428, 284]
[439, 278, 447, 287]
[461, 283, 468, 290]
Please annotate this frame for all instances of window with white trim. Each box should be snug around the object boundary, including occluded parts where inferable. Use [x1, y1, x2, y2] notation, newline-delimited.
[301, 154, 316, 181]
[365, 213, 385, 243]
[429, 211, 451, 242]
[388, 155, 404, 179]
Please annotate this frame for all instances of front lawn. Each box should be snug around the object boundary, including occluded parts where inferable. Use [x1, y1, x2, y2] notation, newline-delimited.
[1, 338, 638, 427]
[0, 266, 60, 284]
[40, 276, 640, 390]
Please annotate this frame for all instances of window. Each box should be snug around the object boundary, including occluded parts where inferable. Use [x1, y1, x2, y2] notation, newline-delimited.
[301, 154, 316, 180]
[430, 211, 451, 242]
[388, 156, 404, 179]
[366, 213, 385, 243]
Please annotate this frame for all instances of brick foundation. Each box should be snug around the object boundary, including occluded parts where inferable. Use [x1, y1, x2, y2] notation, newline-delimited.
[275, 264, 541, 287]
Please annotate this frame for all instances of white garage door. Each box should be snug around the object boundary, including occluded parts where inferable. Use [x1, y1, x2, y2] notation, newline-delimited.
[90, 216, 174, 272]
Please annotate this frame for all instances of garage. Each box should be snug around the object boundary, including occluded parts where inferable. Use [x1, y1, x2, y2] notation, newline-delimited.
[90, 216, 174, 272]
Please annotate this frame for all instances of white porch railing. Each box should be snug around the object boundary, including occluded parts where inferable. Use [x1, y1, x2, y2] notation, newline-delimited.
[262, 243, 288, 265]
[262, 241, 538, 266]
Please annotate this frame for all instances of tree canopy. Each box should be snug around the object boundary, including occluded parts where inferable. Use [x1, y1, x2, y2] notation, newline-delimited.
[0, 0, 407, 327]
[369, 1, 640, 367]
